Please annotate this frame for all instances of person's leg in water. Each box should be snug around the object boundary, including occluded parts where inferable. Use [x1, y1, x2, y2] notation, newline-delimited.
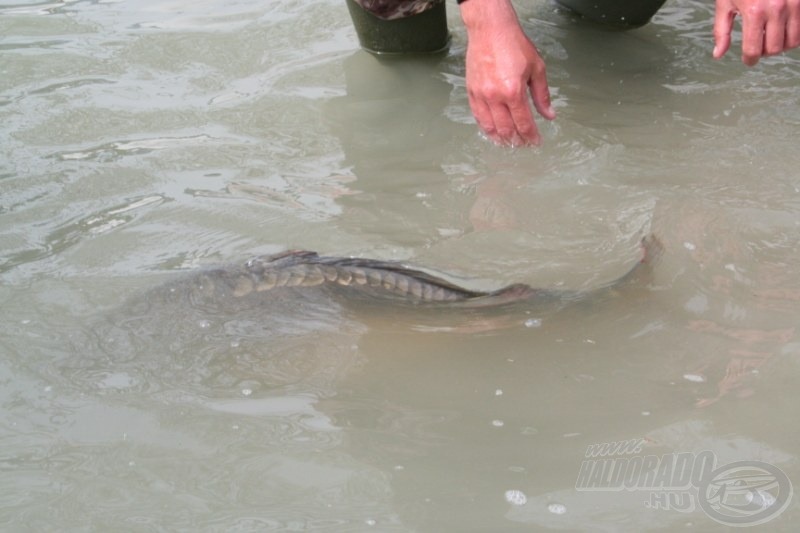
[345, 0, 450, 55]
[555, 0, 668, 28]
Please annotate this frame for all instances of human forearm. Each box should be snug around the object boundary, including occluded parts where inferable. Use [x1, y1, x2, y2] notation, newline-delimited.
[458, 0, 522, 33]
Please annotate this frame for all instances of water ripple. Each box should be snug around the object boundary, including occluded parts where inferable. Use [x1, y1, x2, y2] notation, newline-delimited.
[0, 194, 166, 275]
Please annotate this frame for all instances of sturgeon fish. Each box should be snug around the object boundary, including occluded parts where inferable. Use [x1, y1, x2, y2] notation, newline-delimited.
[171, 235, 662, 309]
[62, 235, 662, 393]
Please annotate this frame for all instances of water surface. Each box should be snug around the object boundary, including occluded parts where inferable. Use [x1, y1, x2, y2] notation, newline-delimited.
[2, 0, 799, 530]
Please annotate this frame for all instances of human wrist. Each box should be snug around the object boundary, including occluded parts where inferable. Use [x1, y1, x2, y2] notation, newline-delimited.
[458, 0, 521, 33]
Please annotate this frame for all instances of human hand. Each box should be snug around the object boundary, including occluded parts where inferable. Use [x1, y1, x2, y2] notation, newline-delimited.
[713, 0, 800, 65]
[459, 0, 556, 146]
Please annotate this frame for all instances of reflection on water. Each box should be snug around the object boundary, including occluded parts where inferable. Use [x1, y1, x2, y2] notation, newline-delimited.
[2, 0, 800, 530]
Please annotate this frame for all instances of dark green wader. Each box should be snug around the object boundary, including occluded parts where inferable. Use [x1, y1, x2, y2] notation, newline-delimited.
[555, 0, 669, 28]
[344, 0, 669, 57]
[345, 0, 450, 55]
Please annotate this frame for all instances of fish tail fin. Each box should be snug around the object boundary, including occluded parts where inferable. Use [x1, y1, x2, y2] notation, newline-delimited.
[615, 233, 663, 287]
[640, 234, 664, 266]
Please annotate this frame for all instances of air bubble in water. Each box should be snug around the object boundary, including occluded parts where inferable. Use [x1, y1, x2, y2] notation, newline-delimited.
[683, 373, 706, 383]
[505, 489, 527, 506]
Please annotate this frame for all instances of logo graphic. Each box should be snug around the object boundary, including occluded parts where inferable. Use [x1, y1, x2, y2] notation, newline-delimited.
[699, 460, 793, 527]
[576, 440, 793, 527]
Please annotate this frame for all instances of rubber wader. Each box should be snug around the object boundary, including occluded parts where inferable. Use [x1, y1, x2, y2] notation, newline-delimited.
[555, 0, 669, 28]
[345, 0, 450, 55]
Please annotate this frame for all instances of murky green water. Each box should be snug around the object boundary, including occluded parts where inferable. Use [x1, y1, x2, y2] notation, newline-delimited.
[2, 0, 799, 530]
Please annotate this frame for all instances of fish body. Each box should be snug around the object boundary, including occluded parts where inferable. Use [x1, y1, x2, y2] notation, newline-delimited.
[180, 235, 661, 309]
[232, 250, 536, 305]
[66, 235, 661, 389]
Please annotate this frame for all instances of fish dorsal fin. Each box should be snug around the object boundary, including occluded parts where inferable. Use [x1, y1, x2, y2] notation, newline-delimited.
[269, 250, 320, 262]
[245, 250, 319, 272]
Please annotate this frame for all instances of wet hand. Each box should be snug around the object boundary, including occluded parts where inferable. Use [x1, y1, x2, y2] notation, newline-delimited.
[460, 0, 556, 146]
[713, 0, 800, 65]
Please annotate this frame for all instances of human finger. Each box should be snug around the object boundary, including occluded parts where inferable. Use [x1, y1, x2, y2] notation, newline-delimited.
[764, 8, 788, 55]
[528, 64, 556, 121]
[504, 88, 541, 146]
[740, 10, 767, 65]
[713, 0, 736, 58]
[487, 101, 520, 145]
[468, 93, 498, 141]
[785, 2, 800, 48]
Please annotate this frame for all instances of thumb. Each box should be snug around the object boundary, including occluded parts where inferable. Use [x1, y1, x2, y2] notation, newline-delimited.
[528, 73, 556, 121]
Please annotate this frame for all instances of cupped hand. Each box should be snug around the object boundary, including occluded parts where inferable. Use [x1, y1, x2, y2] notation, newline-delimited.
[460, 0, 556, 146]
[714, 0, 800, 65]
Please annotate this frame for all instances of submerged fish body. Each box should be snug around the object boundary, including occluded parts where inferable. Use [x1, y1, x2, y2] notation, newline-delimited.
[232, 250, 537, 305]
[65, 236, 661, 393]
[175, 235, 662, 309]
